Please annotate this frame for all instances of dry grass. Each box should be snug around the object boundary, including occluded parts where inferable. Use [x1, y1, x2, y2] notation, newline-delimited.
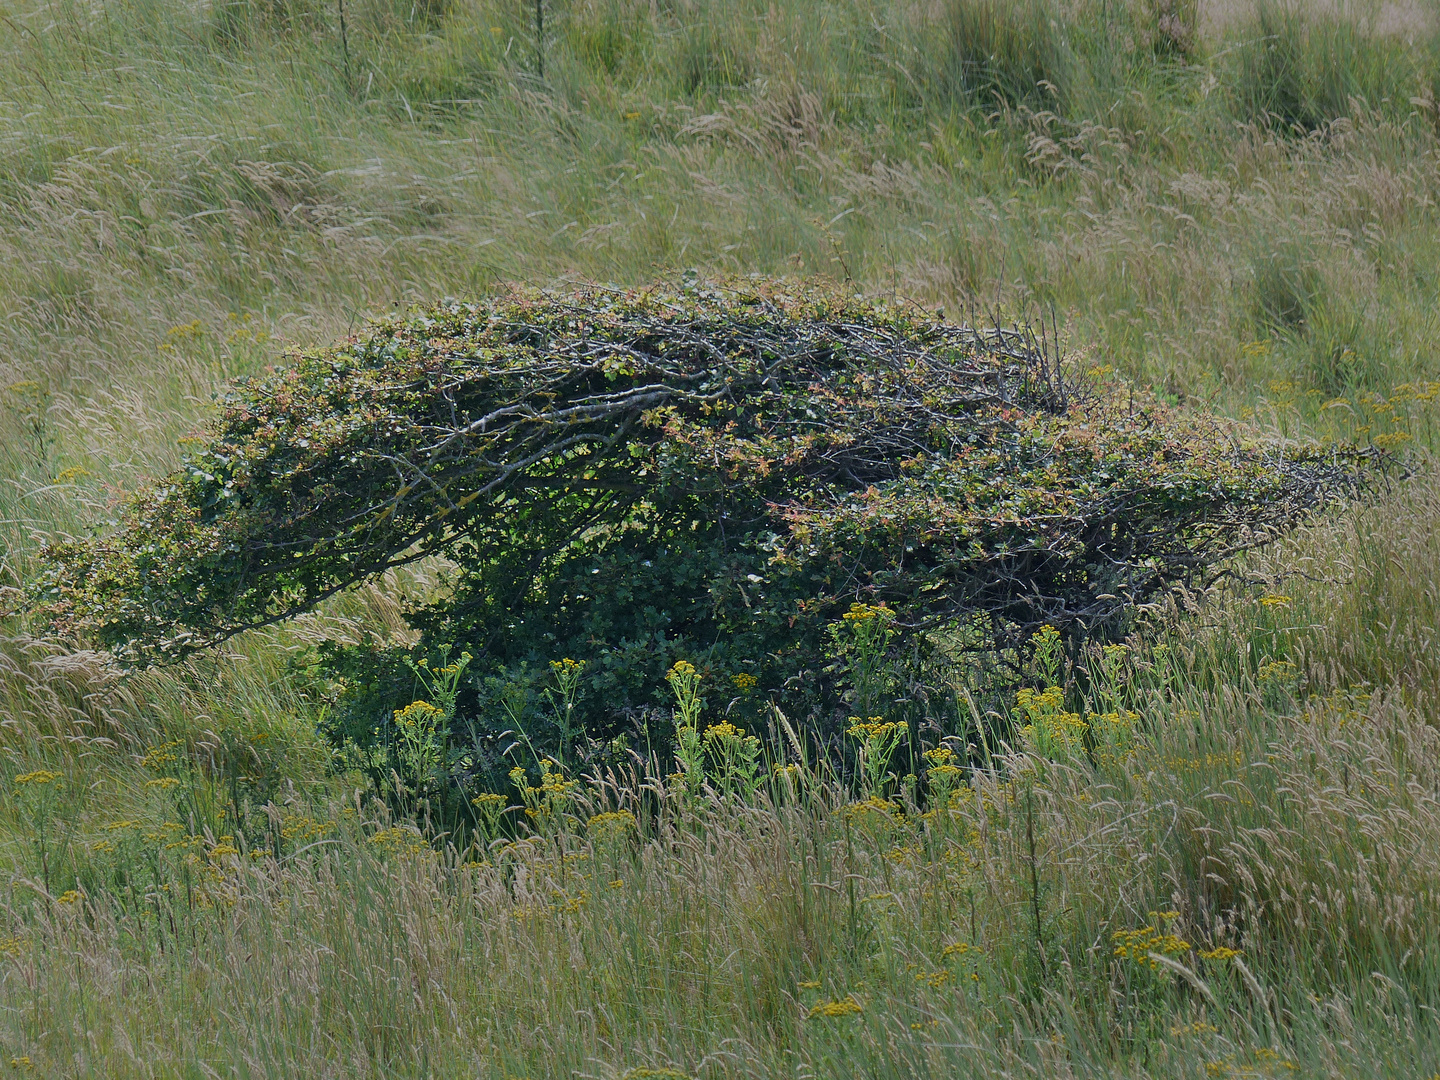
[2, 633, 1438, 1076]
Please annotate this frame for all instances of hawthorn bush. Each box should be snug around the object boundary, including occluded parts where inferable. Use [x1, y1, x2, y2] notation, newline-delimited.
[36, 278, 1364, 780]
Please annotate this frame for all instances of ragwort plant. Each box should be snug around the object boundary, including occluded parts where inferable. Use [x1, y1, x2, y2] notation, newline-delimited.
[665, 659, 706, 793]
[827, 603, 897, 721]
[9, 769, 69, 894]
[845, 718, 908, 800]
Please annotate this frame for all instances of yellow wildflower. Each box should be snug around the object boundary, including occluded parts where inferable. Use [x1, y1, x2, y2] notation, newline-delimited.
[1112, 911, 1190, 968]
[807, 996, 862, 1018]
[842, 795, 900, 823]
[1198, 946, 1242, 961]
[13, 770, 61, 786]
[840, 602, 889, 622]
[586, 810, 637, 841]
[139, 741, 182, 769]
[703, 721, 744, 742]
[923, 746, 955, 766]
[847, 717, 904, 740]
[393, 700, 443, 727]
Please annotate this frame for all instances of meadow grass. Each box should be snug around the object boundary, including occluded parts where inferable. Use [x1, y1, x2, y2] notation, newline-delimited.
[3, 0, 1440, 1074]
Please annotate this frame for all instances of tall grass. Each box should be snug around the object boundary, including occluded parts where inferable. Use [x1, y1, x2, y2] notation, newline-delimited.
[3, 480, 1440, 1075]
[1232, 0, 1429, 132]
[4, 0, 1440, 1073]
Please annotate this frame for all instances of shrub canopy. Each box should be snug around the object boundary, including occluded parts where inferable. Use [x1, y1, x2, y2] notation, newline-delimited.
[37, 279, 1362, 716]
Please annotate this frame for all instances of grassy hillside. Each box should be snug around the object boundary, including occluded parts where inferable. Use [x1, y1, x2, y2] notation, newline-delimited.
[3, 0, 1440, 1075]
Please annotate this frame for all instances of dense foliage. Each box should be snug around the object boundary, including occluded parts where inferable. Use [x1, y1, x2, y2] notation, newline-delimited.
[36, 279, 1365, 738]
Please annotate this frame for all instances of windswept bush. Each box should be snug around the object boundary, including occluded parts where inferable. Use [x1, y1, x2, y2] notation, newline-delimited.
[35, 278, 1364, 723]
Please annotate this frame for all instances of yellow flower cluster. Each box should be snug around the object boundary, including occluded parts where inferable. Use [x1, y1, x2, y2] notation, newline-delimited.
[1016, 686, 1067, 720]
[923, 746, 962, 778]
[278, 813, 333, 843]
[840, 602, 889, 623]
[941, 941, 982, 959]
[731, 672, 758, 692]
[807, 997, 862, 1018]
[847, 717, 904, 740]
[667, 659, 697, 679]
[924, 746, 955, 767]
[1205, 1048, 1298, 1076]
[703, 721, 745, 742]
[394, 700, 444, 727]
[554, 889, 588, 915]
[922, 745, 967, 804]
[13, 770, 61, 786]
[1256, 659, 1295, 681]
[368, 826, 429, 856]
[510, 761, 578, 827]
[140, 741, 182, 769]
[510, 763, 577, 800]
[549, 657, 585, 675]
[586, 810, 637, 841]
[1017, 686, 1087, 759]
[416, 651, 471, 677]
[1112, 911, 1191, 968]
[1198, 946, 1242, 961]
[842, 795, 900, 823]
[208, 837, 240, 861]
[1088, 710, 1138, 768]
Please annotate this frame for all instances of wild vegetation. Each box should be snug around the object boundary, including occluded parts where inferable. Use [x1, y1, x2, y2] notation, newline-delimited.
[4, 0, 1440, 1075]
